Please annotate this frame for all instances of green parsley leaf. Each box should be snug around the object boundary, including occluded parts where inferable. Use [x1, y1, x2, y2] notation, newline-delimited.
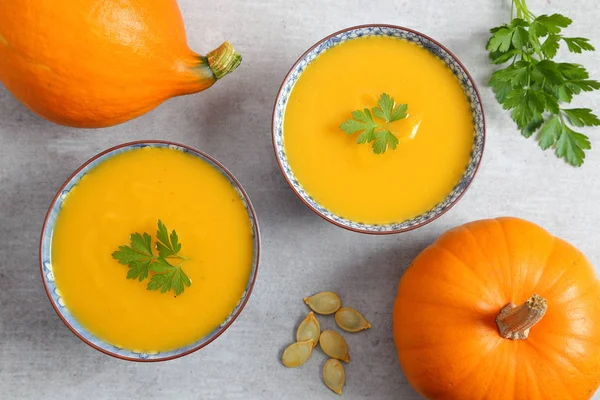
[125, 261, 152, 282]
[538, 116, 562, 150]
[490, 62, 528, 85]
[490, 49, 519, 65]
[510, 102, 535, 130]
[339, 93, 408, 154]
[156, 219, 183, 259]
[489, 73, 514, 102]
[562, 108, 600, 127]
[509, 18, 529, 29]
[487, 0, 599, 166]
[574, 80, 600, 92]
[536, 114, 592, 166]
[556, 125, 591, 167]
[372, 93, 408, 122]
[541, 91, 560, 114]
[529, 20, 548, 40]
[147, 258, 191, 296]
[511, 26, 529, 48]
[340, 109, 377, 135]
[489, 62, 529, 102]
[356, 127, 376, 144]
[372, 93, 393, 121]
[112, 233, 155, 281]
[535, 14, 572, 35]
[504, 89, 546, 130]
[487, 26, 514, 52]
[555, 85, 573, 103]
[112, 233, 153, 265]
[373, 130, 399, 154]
[112, 220, 192, 295]
[541, 34, 560, 58]
[563, 37, 595, 53]
[532, 60, 564, 85]
[521, 113, 545, 138]
[558, 63, 589, 80]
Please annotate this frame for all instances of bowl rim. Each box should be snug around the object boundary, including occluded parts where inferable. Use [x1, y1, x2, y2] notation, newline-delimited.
[271, 23, 486, 235]
[38, 140, 261, 362]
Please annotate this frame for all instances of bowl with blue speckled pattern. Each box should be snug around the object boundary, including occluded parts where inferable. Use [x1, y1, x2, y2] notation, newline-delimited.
[272, 24, 485, 234]
[39, 140, 260, 362]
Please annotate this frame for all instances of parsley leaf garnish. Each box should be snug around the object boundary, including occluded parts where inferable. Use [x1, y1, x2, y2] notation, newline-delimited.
[340, 93, 408, 154]
[487, 0, 599, 166]
[340, 110, 378, 142]
[562, 108, 600, 127]
[112, 233, 155, 281]
[112, 220, 192, 296]
[372, 93, 408, 123]
[147, 258, 192, 295]
[156, 219, 184, 259]
[373, 130, 400, 154]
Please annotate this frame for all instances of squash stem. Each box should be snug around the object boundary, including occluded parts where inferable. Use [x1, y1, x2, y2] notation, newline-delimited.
[496, 294, 547, 340]
[206, 41, 242, 80]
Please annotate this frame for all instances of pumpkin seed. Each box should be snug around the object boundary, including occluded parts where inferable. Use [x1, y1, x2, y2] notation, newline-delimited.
[296, 312, 320, 347]
[319, 330, 349, 362]
[282, 339, 314, 368]
[335, 307, 371, 332]
[323, 358, 345, 395]
[304, 291, 342, 315]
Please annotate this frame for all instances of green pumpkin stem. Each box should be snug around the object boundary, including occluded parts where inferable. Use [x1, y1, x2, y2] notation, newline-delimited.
[206, 41, 242, 80]
[496, 294, 548, 340]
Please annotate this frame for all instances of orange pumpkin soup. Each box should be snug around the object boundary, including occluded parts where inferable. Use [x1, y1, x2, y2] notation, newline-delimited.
[51, 147, 254, 352]
[283, 36, 474, 224]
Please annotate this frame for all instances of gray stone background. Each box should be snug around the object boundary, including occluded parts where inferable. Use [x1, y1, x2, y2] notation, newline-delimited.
[1, 0, 599, 399]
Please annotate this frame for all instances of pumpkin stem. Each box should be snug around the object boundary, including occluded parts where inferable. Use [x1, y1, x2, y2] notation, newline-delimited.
[495, 294, 547, 340]
[206, 41, 242, 80]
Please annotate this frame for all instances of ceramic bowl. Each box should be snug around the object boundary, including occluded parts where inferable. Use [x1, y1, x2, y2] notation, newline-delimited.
[272, 24, 485, 234]
[39, 141, 260, 362]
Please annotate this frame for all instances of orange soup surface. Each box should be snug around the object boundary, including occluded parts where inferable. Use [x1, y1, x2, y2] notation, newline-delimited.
[52, 147, 254, 352]
[284, 36, 474, 224]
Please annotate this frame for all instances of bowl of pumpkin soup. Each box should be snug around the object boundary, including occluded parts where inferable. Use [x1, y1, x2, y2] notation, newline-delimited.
[40, 141, 260, 361]
[273, 25, 485, 233]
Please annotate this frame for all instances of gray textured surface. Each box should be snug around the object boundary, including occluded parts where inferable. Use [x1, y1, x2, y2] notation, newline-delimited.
[1, 0, 599, 399]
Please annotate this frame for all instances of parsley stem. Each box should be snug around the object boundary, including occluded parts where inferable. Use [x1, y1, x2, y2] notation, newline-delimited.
[558, 109, 567, 125]
[540, 77, 546, 92]
[510, 0, 514, 20]
[169, 255, 190, 261]
[513, 0, 534, 22]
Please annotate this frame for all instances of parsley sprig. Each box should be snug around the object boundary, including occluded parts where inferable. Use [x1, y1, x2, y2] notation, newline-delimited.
[340, 93, 408, 154]
[487, 0, 600, 166]
[112, 220, 191, 296]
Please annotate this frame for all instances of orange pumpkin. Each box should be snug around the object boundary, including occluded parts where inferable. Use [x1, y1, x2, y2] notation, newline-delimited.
[394, 217, 600, 400]
[0, 0, 240, 128]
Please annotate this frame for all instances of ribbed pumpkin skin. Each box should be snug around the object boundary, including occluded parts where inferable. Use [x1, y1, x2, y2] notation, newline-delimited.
[0, 0, 215, 127]
[394, 217, 600, 400]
